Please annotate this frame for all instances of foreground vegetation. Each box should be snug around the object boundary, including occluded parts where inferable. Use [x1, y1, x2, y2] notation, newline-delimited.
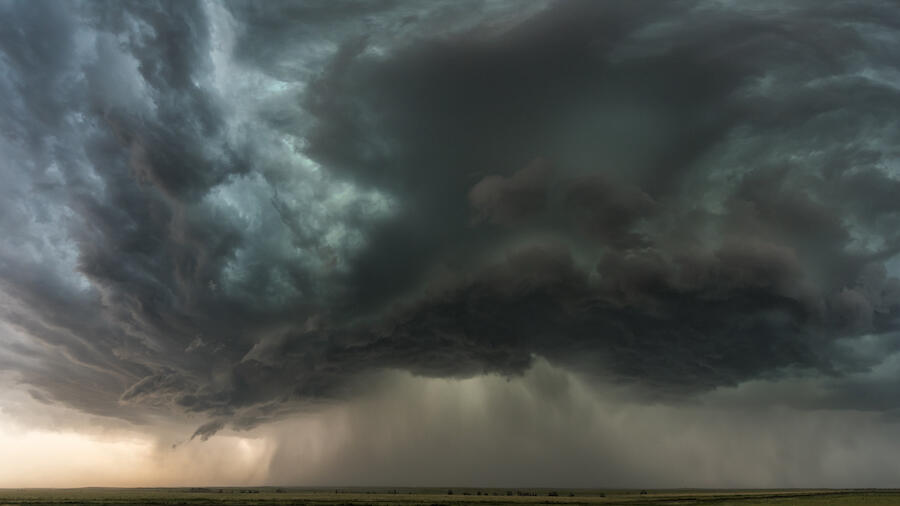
[0, 488, 898, 506]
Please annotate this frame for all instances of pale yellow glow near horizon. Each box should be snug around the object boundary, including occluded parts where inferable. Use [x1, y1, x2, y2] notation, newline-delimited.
[0, 416, 273, 488]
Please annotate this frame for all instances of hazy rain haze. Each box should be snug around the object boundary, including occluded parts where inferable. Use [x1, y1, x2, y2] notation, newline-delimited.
[2, 0, 900, 489]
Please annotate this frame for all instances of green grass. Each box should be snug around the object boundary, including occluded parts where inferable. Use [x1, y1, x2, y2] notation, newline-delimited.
[0, 488, 897, 506]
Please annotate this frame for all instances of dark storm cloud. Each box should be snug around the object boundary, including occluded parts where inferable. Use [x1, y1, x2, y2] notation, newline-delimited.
[3, 0, 900, 438]
[469, 158, 552, 225]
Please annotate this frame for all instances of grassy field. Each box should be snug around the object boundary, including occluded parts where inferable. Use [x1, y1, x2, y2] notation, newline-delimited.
[0, 488, 898, 506]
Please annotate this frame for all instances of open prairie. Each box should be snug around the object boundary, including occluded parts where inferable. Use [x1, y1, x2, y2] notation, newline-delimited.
[0, 488, 898, 506]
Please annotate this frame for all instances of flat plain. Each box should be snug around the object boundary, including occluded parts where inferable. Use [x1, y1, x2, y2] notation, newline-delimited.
[0, 488, 898, 506]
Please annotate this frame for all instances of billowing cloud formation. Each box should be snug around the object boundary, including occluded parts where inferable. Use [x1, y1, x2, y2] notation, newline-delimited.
[2, 0, 900, 446]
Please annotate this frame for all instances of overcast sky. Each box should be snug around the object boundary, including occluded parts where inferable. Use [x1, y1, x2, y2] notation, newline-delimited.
[2, 0, 900, 488]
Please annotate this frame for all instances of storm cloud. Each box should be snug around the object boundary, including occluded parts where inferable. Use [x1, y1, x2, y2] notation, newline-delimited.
[3, 0, 900, 455]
